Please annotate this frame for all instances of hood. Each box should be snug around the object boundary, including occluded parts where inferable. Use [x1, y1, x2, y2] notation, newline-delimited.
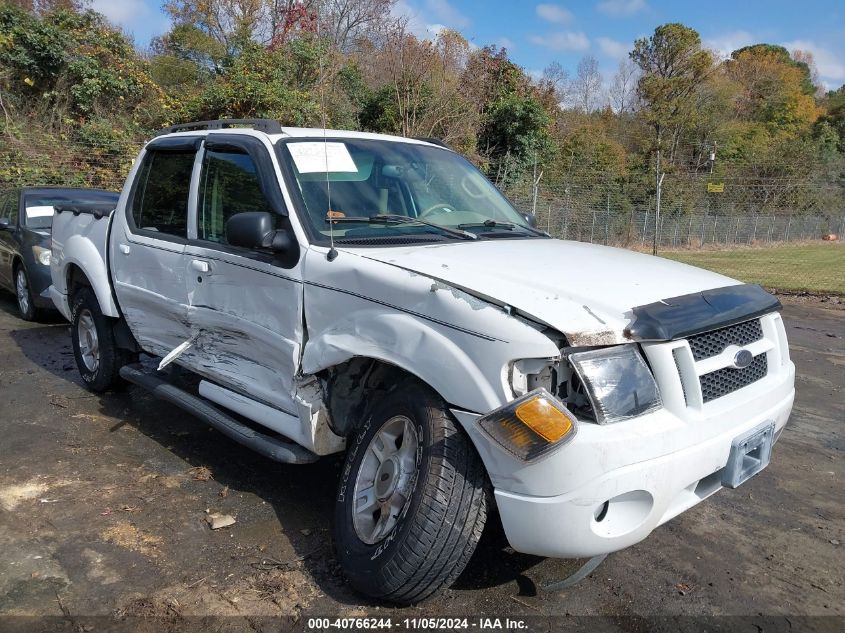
[348, 238, 739, 345]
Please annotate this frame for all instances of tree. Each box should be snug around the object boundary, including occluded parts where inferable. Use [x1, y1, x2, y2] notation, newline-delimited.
[631, 23, 713, 160]
[571, 55, 603, 112]
[608, 59, 638, 113]
[540, 61, 570, 106]
[725, 45, 820, 133]
[359, 28, 476, 152]
[461, 46, 554, 182]
[731, 44, 816, 96]
[317, 0, 396, 51]
[6, 0, 84, 13]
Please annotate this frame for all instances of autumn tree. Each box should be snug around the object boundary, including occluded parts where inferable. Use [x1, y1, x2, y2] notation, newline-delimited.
[725, 44, 820, 133]
[608, 59, 638, 113]
[631, 23, 713, 162]
[571, 55, 603, 112]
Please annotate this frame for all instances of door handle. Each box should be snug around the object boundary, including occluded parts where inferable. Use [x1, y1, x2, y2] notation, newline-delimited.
[118, 244, 130, 255]
[190, 259, 210, 274]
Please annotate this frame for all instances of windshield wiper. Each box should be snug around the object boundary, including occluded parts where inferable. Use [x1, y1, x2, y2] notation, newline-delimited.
[327, 214, 477, 240]
[456, 219, 547, 237]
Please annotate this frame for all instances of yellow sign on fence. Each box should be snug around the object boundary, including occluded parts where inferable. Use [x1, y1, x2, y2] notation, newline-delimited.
[707, 182, 725, 193]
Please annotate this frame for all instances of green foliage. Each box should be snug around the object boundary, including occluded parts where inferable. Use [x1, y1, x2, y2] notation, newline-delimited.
[1, 4, 844, 225]
[360, 84, 401, 134]
[731, 44, 816, 96]
[479, 92, 553, 184]
[180, 38, 322, 125]
[631, 23, 713, 143]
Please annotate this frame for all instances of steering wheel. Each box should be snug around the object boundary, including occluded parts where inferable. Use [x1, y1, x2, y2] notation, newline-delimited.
[419, 203, 458, 218]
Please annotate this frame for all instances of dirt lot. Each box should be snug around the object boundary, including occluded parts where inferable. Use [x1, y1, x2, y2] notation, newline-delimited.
[0, 293, 842, 632]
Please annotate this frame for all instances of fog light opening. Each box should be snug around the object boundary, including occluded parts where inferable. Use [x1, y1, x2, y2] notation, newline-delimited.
[590, 490, 654, 539]
[594, 501, 609, 522]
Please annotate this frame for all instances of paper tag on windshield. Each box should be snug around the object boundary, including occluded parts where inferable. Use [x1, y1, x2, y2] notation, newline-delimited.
[288, 142, 357, 174]
[26, 205, 55, 219]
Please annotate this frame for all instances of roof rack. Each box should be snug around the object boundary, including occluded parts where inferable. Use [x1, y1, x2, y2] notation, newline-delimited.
[156, 119, 284, 136]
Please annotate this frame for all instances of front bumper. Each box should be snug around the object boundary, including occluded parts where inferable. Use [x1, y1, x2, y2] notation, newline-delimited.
[452, 360, 795, 559]
[26, 261, 56, 309]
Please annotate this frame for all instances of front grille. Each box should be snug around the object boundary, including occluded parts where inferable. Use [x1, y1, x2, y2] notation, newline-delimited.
[672, 347, 688, 405]
[700, 353, 768, 402]
[688, 319, 763, 361]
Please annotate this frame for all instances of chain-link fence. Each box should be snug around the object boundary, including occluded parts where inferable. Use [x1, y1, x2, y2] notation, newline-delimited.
[505, 178, 845, 295]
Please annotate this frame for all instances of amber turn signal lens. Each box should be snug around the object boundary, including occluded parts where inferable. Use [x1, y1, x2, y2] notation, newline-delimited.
[515, 397, 573, 442]
[478, 389, 577, 462]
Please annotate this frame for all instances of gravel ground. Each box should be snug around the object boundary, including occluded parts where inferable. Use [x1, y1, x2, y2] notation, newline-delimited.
[0, 293, 842, 632]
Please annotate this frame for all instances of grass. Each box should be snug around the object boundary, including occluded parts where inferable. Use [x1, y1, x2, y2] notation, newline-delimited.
[660, 242, 845, 295]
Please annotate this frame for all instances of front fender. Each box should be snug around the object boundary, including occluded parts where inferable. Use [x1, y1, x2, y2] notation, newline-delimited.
[302, 248, 560, 414]
[301, 307, 503, 412]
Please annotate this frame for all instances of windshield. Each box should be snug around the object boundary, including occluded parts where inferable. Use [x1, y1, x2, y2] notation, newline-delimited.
[24, 191, 119, 229]
[278, 138, 539, 244]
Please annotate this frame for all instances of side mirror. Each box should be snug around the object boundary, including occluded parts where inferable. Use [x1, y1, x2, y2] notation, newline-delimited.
[522, 213, 537, 228]
[0, 217, 9, 230]
[225, 211, 293, 253]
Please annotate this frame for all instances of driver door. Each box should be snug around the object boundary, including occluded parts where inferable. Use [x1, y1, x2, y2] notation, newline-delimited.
[180, 135, 304, 414]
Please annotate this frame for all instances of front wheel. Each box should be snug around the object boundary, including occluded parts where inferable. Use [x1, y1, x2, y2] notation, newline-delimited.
[334, 379, 488, 604]
[71, 287, 130, 392]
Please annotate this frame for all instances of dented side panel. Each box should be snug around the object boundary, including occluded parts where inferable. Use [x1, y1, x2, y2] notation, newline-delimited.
[302, 247, 560, 414]
[111, 228, 192, 356]
[181, 245, 304, 413]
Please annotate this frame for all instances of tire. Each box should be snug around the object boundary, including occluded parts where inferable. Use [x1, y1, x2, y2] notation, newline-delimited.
[334, 379, 488, 604]
[14, 265, 39, 322]
[70, 287, 130, 392]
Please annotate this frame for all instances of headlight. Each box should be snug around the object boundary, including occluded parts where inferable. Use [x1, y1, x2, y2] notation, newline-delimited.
[32, 245, 51, 266]
[568, 346, 662, 424]
[478, 388, 577, 462]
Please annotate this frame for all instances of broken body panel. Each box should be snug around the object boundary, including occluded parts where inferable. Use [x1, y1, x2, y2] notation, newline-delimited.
[50, 126, 795, 561]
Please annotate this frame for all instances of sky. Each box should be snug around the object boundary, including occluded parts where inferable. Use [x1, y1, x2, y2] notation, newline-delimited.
[91, 0, 845, 90]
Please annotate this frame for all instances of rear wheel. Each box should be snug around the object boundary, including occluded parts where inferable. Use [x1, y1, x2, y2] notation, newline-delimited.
[15, 265, 38, 321]
[71, 287, 130, 392]
[334, 379, 488, 604]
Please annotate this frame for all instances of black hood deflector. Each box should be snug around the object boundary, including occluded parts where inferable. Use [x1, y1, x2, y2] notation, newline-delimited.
[626, 284, 782, 342]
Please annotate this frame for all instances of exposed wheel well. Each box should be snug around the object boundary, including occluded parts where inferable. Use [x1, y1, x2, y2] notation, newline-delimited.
[322, 358, 444, 437]
[66, 264, 92, 301]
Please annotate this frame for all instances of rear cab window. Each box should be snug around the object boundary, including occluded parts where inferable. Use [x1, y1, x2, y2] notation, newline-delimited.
[130, 150, 196, 238]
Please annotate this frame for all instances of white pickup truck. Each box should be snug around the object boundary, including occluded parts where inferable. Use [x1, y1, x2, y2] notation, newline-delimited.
[50, 119, 795, 604]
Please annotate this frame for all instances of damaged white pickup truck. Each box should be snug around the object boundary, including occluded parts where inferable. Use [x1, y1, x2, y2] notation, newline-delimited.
[50, 119, 795, 604]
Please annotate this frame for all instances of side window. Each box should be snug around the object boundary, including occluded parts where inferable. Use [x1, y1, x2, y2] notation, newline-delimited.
[131, 150, 195, 237]
[198, 149, 271, 244]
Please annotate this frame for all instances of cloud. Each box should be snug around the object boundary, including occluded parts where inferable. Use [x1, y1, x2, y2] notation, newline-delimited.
[703, 30, 755, 60]
[529, 31, 590, 51]
[597, 37, 629, 60]
[536, 4, 574, 24]
[91, 0, 151, 24]
[782, 39, 845, 82]
[90, 0, 172, 44]
[596, 0, 647, 17]
[425, 0, 471, 29]
[394, 0, 470, 39]
[495, 36, 515, 50]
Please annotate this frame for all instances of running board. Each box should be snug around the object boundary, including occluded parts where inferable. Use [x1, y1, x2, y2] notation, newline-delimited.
[119, 365, 319, 464]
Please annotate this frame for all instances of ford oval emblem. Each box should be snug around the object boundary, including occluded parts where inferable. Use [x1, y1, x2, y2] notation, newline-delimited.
[733, 349, 754, 369]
